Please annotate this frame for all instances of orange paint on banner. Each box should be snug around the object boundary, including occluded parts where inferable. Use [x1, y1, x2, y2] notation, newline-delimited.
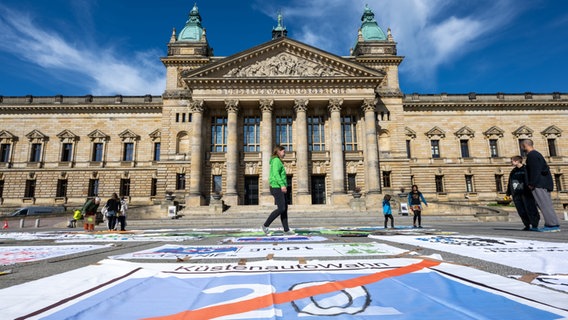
[144, 259, 440, 320]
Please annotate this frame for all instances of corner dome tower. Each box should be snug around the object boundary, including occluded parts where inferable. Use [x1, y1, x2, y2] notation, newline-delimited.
[178, 4, 204, 41]
[360, 4, 387, 41]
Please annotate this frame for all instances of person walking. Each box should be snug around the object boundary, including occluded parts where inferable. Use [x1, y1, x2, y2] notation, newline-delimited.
[261, 145, 294, 236]
[408, 185, 428, 228]
[383, 194, 394, 229]
[104, 193, 121, 231]
[117, 196, 128, 231]
[506, 155, 540, 230]
[82, 196, 100, 232]
[521, 139, 561, 231]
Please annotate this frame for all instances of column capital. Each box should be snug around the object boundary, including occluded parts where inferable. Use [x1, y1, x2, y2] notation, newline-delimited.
[259, 99, 274, 113]
[225, 99, 239, 113]
[361, 98, 377, 113]
[188, 99, 204, 113]
[327, 98, 343, 113]
[294, 98, 309, 113]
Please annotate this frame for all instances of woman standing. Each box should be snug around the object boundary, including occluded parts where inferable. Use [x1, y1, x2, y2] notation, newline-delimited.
[261, 145, 294, 236]
[105, 193, 121, 231]
[407, 185, 428, 228]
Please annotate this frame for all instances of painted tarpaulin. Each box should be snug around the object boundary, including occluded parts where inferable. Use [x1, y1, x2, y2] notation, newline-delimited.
[0, 244, 110, 265]
[368, 234, 568, 274]
[110, 242, 408, 260]
[223, 235, 328, 242]
[1, 259, 567, 319]
[0, 231, 201, 242]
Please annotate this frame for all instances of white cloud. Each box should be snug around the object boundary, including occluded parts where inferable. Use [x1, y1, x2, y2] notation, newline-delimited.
[0, 4, 164, 95]
[259, 0, 525, 91]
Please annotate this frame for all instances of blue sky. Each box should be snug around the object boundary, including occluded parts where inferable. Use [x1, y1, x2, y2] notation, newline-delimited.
[0, 0, 567, 96]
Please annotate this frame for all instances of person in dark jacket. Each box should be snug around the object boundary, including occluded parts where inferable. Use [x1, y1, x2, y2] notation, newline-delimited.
[104, 193, 121, 231]
[521, 139, 560, 231]
[506, 155, 539, 230]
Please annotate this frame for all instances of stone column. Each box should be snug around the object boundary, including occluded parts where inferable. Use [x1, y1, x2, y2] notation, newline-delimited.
[294, 98, 311, 204]
[328, 98, 345, 197]
[187, 100, 205, 206]
[225, 99, 239, 205]
[362, 98, 381, 194]
[259, 99, 274, 205]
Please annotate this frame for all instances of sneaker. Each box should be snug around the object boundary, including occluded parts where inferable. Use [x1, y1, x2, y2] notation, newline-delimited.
[261, 225, 270, 235]
[529, 227, 540, 232]
[284, 230, 296, 236]
[418, 226, 423, 228]
[542, 226, 561, 232]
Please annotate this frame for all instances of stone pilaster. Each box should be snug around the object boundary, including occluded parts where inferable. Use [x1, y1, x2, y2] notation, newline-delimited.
[328, 98, 345, 199]
[224, 99, 239, 206]
[294, 98, 311, 204]
[259, 99, 274, 205]
[187, 100, 205, 206]
[362, 98, 381, 194]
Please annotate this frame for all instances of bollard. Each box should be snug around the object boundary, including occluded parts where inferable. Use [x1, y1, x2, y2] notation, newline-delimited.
[20, 218, 25, 228]
[35, 218, 41, 228]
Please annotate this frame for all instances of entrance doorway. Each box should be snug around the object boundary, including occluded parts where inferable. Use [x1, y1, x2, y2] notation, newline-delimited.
[311, 175, 326, 204]
[244, 176, 259, 205]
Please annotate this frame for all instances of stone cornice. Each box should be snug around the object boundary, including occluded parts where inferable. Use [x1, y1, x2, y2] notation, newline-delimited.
[0, 104, 162, 113]
[403, 101, 568, 111]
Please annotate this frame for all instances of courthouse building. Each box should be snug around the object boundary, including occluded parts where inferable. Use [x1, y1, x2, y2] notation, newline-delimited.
[0, 5, 567, 212]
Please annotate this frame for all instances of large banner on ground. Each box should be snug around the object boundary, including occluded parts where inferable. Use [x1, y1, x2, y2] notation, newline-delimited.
[0, 244, 109, 265]
[368, 234, 568, 274]
[110, 242, 407, 260]
[1, 258, 566, 319]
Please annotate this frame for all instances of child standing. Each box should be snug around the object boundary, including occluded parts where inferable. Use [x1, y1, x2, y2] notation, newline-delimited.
[382, 194, 394, 229]
[408, 185, 428, 228]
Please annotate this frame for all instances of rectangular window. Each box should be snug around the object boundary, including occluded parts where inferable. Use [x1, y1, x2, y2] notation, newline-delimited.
[308, 116, 325, 151]
[276, 116, 293, 151]
[347, 173, 356, 191]
[382, 171, 391, 188]
[0, 180, 4, 198]
[61, 143, 73, 162]
[123, 143, 134, 161]
[176, 173, 186, 190]
[243, 117, 261, 152]
[182, 113, 186, 123]
[151, 178, 158, 197]
[30, 143, 42, 162]
[465, 175, 474, 193]
[88, 179, 99, 197]
[0, 144, 10, 162]
[554, 174, 563, 191]
[460, 139, 470, 158]
[213, 175, 222, 193]
[120, 178, 131, 197]
[211, 117, 228, 152]
[25, 180, 36, 198]
[495, 174, 504, 193]
[431, 140, 440, 158]
[341, 115, 357, 151]
[435, 175, 444, 193]
[153, 142, 161, 161]
[406, 140, 411, 158]
[92, 143, 103, 162]
[175, 113, 180, 122]
[548, 138, 558, 157]
[56, 179, 67, 198]
[489, 139, 499, 158]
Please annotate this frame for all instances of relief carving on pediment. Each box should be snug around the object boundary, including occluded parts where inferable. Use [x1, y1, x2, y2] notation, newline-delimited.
[224, 53, 344, 77]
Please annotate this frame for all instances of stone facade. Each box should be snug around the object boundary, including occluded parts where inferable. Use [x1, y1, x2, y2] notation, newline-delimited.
[0, 5, 567, 213]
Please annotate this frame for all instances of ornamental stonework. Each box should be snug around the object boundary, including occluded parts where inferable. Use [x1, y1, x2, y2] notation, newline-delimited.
[225, 53, 345, 77]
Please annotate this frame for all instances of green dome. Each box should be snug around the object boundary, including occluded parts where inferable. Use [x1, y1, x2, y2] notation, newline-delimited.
[360, 5, 386, 41]
[178, 4, 203, 41]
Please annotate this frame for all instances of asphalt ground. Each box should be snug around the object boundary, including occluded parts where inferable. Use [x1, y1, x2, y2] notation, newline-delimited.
[0, 216, 566, 293]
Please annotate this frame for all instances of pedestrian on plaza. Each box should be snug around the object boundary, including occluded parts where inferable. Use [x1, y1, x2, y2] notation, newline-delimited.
[261, 145, 294, 236]
[104, 193, 121, 231]
[117, 196, 128, 231]
[521, 139, 561, 231]
[82, 196, 101, 232]
[67, 208, 83, 228]
[382, 194, 394, 229]
[506, 155, 540, 230]
[408, 184, 428, 228]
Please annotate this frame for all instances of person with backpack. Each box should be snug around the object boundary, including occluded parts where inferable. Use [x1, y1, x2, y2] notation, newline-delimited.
[104, 193, 121, 232]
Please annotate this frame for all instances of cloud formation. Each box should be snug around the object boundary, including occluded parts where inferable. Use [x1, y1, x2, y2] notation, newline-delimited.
[0, 4, 164, 95]
[267, 0, 524, 91]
